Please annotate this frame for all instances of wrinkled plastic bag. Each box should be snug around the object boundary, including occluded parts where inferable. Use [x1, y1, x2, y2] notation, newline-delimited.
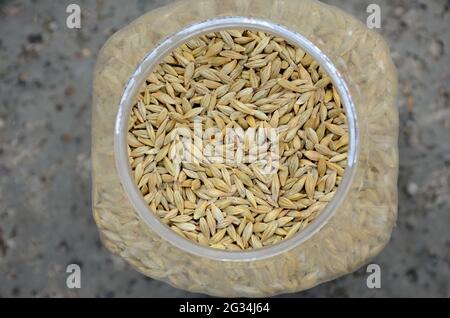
[92, 0, 398, 297]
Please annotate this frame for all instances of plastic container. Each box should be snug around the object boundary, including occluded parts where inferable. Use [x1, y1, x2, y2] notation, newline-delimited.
[92, 0, 398, 297]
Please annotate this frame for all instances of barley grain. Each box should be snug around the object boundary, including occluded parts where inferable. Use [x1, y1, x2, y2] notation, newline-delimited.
[127, 29, 348, 250]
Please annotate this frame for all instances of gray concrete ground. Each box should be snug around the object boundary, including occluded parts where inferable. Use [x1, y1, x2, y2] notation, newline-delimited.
[0, 0, 449, 297]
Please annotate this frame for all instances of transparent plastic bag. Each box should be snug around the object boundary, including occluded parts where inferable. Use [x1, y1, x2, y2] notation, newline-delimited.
[92, 0, 398, 297]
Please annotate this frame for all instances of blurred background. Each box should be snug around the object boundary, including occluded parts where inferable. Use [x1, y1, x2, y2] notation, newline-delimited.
[0, 0, 448, 297]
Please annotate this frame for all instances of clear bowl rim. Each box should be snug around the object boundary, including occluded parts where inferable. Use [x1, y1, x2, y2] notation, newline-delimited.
[114, 16, 359, 262]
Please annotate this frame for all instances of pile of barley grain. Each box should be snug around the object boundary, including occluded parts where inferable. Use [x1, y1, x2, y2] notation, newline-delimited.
[127, 30, 349, 250]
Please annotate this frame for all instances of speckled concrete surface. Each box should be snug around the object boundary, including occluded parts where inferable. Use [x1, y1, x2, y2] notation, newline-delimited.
[0, 0, 448, 298]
